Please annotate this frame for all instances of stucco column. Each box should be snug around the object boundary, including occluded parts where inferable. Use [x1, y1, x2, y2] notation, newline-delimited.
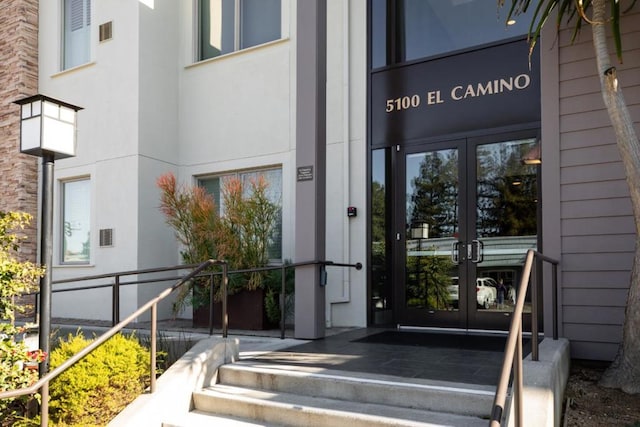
[294, 0, 327, 339]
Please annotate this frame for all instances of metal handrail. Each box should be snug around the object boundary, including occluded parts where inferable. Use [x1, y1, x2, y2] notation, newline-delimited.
[39, 259, 362, 339]
[35, 263, 207, 326]
[202, 259, 363, 338]
[489, 249, 560, 427]
[0, 259, 225, 427]
[5, 258, 362, 425]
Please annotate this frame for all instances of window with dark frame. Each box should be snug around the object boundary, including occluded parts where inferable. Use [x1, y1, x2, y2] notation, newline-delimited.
[198, 0, 281, 61]
[63, 0, 92, 69]
[370, 0, 536, 69]
[199, 167, 283, 261]
[61, 178, 91, 264]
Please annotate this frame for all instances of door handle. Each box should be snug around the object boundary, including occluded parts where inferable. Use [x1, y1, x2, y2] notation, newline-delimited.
[470, 240, 484, 263]
[451, 241, 461, 264]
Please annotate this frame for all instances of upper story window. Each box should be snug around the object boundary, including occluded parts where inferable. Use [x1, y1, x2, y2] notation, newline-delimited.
[198, 0, 281, 61]
[63, 0, 92, 70]
[61, 178, 91, 264]
[371, 0, 535, 68]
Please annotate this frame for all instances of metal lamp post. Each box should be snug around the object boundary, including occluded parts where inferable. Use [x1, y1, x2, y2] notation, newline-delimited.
[14, 94, 82, 425]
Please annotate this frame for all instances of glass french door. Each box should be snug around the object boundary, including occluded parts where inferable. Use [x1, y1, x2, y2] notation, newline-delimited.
[397, 132, 540, 330]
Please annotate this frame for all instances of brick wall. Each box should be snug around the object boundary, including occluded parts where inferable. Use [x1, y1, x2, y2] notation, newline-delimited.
[0, 0, 39, 261]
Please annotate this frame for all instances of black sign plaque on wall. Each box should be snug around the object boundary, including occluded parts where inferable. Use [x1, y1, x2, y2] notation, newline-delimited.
[370, 40, 540, 146]
[297, 166, 314, 181]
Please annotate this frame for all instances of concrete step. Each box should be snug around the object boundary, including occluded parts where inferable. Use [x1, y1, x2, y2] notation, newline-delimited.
[191, 383, 489, 427]
[218, 361, 496, 417]
[162, 409, 282, 427]
[163, 360, 500, 426]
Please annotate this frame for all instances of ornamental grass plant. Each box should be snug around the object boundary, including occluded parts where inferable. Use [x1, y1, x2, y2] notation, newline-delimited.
[157, 172, 279, 313]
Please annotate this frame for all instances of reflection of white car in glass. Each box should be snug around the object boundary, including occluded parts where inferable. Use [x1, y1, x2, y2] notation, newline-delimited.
[447, 277, 497, 309]
[447, 278, 459, 308]
[476, 277, 497, 309]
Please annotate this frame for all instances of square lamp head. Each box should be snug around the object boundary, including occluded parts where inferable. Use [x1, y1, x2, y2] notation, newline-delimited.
[15, 94, 83, 160]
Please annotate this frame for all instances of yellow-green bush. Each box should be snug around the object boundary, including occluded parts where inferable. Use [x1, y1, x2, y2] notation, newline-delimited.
[0, 211, 45, 426]
[48, 332, 150, 426]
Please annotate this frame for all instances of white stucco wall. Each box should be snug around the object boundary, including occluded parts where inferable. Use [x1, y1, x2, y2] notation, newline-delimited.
[136, 1, 182, 319]
[39, 0, 142, 320]
[38, 0, 370, 328]
[324, 0, 368, 328]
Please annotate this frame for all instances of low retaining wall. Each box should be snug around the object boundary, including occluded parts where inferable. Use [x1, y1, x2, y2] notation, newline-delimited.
[507, 338, 571, 427]
[108, 337, 239, 427]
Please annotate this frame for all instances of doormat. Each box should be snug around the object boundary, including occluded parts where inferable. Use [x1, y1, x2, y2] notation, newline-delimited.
[353, 331, 533, 354]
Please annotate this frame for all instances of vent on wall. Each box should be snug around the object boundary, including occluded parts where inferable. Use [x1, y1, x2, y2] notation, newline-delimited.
[99, 228, 114, 247]
[99, 21, 113, 42]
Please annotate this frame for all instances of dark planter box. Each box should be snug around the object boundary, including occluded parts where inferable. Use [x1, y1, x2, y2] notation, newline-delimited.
[193, 288, 274, 330]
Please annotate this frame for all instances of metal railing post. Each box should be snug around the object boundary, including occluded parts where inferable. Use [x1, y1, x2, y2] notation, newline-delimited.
[490, 250, 560, 426]
[490, 250, 534, 427]
[112, 275, 120, 326]
[531, 261, 539, 361]
[40, 383, 48, 427]
[34, 293, 39, 325]
[552, 263, 558, 340]
[209, 272, 215, 336]
[222, 263, 228, 338]
[515, 325, 524, 427]
[280, 264, 286, 340]
[150, 303, 157, 393]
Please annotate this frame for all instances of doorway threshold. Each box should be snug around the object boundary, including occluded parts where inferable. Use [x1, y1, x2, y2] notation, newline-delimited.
[397, 324, 535, 337]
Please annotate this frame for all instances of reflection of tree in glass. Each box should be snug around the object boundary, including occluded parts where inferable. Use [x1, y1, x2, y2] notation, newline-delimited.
[408, 150, 458, 238]
[476, 142, 537, 237]
[406, 249, 454, 310]
[82, 232, 90, 257]
[372, 181, 386, 243]
[371, 180, 389, 310]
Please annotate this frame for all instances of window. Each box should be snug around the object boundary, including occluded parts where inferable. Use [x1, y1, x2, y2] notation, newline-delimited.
[61, 178, 91, 264]
[198, 0, 281, 61]
[371, 0, 536, 68]
[371, 149, 393, 324]
[199, 168, 282, 260]
[63, 0, 91, 69]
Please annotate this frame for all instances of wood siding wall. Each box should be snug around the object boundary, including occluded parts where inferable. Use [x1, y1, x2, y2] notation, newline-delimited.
[558, 9, 640, 360]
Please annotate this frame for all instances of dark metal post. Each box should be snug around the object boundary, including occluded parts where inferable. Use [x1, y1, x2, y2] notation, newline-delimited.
[280, 264, 286, 339]
[112, 275, 120, 326]
[222, 263, 228, 338]
[209, 272, 215, 336]
[552, 263, 558, 340]
[34, 293, 39, 324]
[150, 303, 157, 393]
[38, 153, 55, 427]
[515, 326, 524, 427]
[531, 260, 539, 361]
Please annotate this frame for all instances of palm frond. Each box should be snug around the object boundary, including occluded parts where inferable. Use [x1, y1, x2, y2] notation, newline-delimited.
[611, 0, 622, 62]
[501, 0, 636, 63]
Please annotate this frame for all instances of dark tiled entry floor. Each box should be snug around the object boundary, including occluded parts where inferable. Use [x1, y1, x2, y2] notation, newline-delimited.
[244, 328, 530, 386]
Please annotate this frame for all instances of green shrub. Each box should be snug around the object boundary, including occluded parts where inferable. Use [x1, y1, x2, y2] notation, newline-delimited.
[0, 334, 42, 426]
[263, 262, 295, 325]
[48, 332, 150, 426]
[0, 211, 45, 426]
